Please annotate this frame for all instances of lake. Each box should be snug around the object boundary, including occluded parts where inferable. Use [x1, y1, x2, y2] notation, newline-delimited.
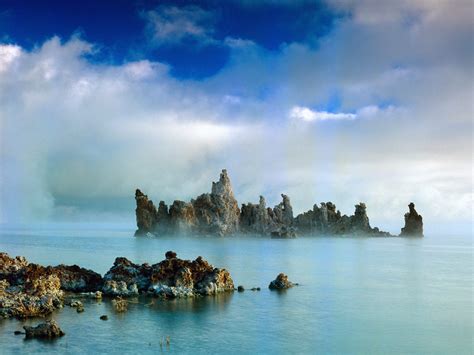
[0, 227, 472, 354]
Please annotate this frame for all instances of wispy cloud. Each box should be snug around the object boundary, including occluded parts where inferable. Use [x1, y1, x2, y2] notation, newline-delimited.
[143, 5, 217, 47]
[289, 106, 356, 121]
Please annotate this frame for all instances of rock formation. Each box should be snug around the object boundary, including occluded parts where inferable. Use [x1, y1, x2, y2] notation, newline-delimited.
[268, 273, 294, 290]
[0, 251, 235, 318]
[102, 251, 234, 298]
[135, 169, 240, 236]
[400, 203, 423, 236]
[135, 169, 420, 237]
[24, 320, 65, 339]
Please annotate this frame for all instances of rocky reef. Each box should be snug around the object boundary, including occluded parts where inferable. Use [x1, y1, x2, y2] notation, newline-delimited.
[103, 251, 234, 298]
[400, 203, 423, 236]
[0, 251, 234, 319]
[135, 169, 419, 237]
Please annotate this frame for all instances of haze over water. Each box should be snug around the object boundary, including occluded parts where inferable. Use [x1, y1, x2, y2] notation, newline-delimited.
[1, 227, 472, 354]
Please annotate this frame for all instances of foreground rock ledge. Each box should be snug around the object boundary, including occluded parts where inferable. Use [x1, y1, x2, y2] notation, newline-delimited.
[135, 169, 423, 238]
[0, 251, 234, 319]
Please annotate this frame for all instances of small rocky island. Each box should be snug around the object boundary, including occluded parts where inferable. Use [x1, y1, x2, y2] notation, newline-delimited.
[135, 169, 423, 237]
[0, 251, 234, 319]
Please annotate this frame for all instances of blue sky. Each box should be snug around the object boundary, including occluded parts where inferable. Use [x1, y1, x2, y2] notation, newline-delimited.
[0, 0, 472, 233]
[1, 0, 338, 78]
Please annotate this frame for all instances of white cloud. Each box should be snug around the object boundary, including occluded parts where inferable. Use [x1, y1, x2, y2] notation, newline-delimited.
[0, 0, 472, 235]
[143, 5, 216, 46]
[289, 105, 399, 122]
[0, 44, 22, 72]
[290, 106, 356, 121]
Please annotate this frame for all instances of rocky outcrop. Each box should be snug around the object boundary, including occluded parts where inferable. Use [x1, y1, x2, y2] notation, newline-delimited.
[400, 203, 423, 236]
[135, 169, 241, 236]
[0, 251, 235, 318]
[134, 169, 420, 237]
[135, 189, 158, 235]
[51, 265, 103, 292]
[102, 251, 234, 298]
[293, 202, 391, 236]
[0, 253, 64, 319]
[268, 273, 294, 290]
[24, 320, 65, 339]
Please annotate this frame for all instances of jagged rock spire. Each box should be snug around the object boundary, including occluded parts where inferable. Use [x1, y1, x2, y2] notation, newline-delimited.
[400, 202, 423, 236]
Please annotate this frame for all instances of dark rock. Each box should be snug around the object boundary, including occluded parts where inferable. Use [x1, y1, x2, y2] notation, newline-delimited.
[23, 320, 65, 339]
[102, 257, 151, 296]
[165, 251, 177, 260]
[14, 330, 23, 335]
[237, 285, 245, 292]
[51, 264, 103, 292]
[269, 273, 294, 290]
[150, 253, 234, 297]
[135, 189, 158, 236]
[400, 203, 423, 236]
[100, 315, 108, 320]
[102, 252, 234, 298]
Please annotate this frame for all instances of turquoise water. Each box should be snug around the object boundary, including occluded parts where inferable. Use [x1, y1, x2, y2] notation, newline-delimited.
[0, 228, 472, 354]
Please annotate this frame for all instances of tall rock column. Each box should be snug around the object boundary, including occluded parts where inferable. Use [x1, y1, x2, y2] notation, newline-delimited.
[400, 203, 423, 236]
[135, 189, 158, 235]
[209, 169, 241, 235]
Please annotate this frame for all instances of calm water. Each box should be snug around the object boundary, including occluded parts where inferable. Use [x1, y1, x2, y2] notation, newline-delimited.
[0, 227, 472, 354]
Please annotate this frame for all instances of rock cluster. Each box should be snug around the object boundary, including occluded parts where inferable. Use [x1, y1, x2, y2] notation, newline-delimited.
[135, 170, 240, 236]
[103, 252, 234, 298]
[294, 202, 390, 236]
[268, 273, 294, 290]
[400, 203, 423, 236]
[1, 251, 234, 319]
[0, 253, 64, 319]
[134, 169, 417, 237]
[24, 320, 65, 339]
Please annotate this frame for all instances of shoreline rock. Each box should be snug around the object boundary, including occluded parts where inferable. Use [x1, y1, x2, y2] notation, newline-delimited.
[0, 251, 234, 319]
[135, 169, 419, 238]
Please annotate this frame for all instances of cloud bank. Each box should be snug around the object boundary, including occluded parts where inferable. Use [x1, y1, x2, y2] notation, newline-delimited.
[0, 1, 472, 235]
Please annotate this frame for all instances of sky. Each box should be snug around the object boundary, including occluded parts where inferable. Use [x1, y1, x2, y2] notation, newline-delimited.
[0, 0, 472, 234]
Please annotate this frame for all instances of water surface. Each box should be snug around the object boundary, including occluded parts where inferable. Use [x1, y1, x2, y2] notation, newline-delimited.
[0, 228, 472, 354]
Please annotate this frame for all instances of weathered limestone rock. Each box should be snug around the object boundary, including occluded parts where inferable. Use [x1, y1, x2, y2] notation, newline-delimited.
[135, 189, 158, 235]
[102, 257, 151, 296]
[240, 196, 270, 234]
[268, 273, 294, 290]
[51, 264, 103, 292]
[0, 253, 64, 319]
[400, 203, 423, 236]
[101, 252, 234, 298]
[150, 253, 234, 297]
[133, 169, 410, 237]
[24, 320, 65, 339]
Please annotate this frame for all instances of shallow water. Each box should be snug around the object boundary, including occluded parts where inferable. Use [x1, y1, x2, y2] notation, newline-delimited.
[0, 228, 472, 354]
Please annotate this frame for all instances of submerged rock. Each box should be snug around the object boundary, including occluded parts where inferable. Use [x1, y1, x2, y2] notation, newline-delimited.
[23, 320, 65, 339]
[400, 203, 423, 236]
[268, 273, 294, 290]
